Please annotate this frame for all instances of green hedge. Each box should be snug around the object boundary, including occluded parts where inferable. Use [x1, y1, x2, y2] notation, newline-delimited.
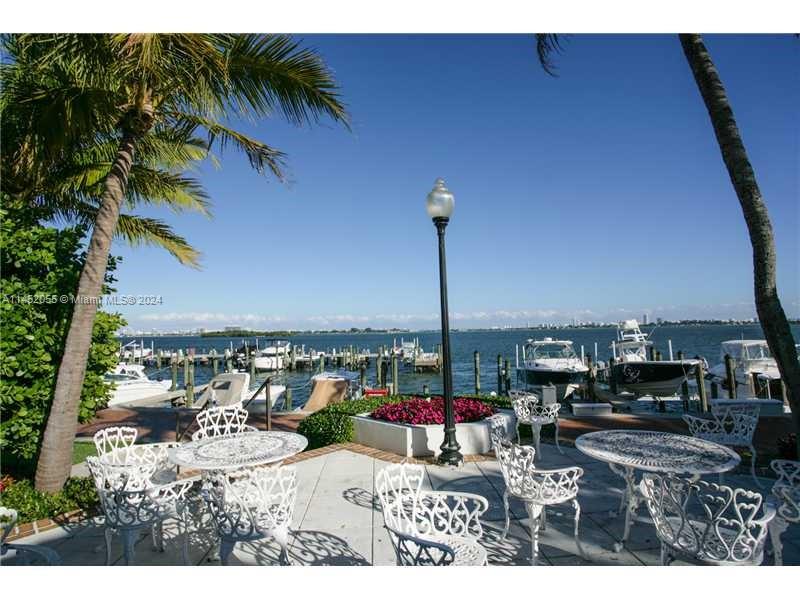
[0, 476, 98, 523]
[297, 393, 511, 450]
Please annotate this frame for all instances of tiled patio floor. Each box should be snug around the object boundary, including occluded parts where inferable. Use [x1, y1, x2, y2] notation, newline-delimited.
[4, 443, 798, 566]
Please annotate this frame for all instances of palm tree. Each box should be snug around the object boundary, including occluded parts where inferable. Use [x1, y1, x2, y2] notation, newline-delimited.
[9, 34, 348, 492]
[534, 34, 800, 452]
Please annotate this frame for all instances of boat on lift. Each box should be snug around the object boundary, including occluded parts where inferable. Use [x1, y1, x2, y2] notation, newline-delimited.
[707, 340, 783, 398]
[253, 339, 291, 371]
[105, 363, 170, 407]
[515, 338, 588, 400]
[610, 320, 698, 397]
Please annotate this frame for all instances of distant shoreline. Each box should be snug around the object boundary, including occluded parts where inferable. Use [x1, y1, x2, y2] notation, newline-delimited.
[117, 319, 799, 339]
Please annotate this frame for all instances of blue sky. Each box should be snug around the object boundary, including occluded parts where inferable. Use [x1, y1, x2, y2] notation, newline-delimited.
[111, 34, 799, 332]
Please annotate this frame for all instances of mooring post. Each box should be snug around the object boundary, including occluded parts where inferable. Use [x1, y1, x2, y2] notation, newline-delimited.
[473, 350, 481, 395]
[655, 350, 662, 362]
[678, 351, 689, 412]
[422, 384, 430, 396]
[183, 356, 189, 392]
[391, 351, 399, 395]
[724, 354, 737, 399]
[285, 387, 292, 411]
[360, 364, 367, 391]
[504, 358, 511, 394]
[497, 354, 503, 395]
[375, 348, 382, 388]
[170, 355, 178, 392]
[695, 359, 709, 413]
[586, 354, 596, 401]
[266, 377, 272, 431]
[156, 350, 162, 370]
[185, 360, 195, 407]
[290, 345, 296, 371]
[211, 350, 219, 376]
[609, 357, 618, 394]
[249, 350, 256, 383]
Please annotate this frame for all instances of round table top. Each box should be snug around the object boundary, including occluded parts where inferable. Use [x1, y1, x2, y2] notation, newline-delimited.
[575, 429, 740, 475]
[168, 431, 308, 470]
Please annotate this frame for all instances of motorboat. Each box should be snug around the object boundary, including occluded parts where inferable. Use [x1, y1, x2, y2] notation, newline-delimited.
[708, 340, 782, 398]
[119, 340, 152, 362]
[105, 363, 170, 407]
[515, 338, 588, 400]
[610, 320, 698, 397]
[253, 339, 291, 371]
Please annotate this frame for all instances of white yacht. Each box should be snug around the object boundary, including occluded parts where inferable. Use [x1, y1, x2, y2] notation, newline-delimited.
[105, 363, 170, 407]
[516, 338, 588, 400]
[253, 339, 291, 371]
[610, 320, 698, 397]
[194, 372, 287, 411]
[708, 340, 782, 398]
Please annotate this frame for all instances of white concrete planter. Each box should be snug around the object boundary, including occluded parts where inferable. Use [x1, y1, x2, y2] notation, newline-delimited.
[351, 409, 515, 457]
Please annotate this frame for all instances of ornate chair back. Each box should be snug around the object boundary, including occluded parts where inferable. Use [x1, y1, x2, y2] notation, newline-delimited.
[771, 459, 800, 523]
[374, 462, 425, 535]
[202, 465, 297, 542]
[86, 456, 161, 531]
[192, 405, 252, 441]
[709, 404, 759, 445]
[93, 426, 138, 457]
[640, 473, 774, 565]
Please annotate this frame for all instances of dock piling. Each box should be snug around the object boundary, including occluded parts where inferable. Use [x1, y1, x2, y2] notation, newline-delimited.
[473, 351, 481, 395]
[724, 354, 737, 399]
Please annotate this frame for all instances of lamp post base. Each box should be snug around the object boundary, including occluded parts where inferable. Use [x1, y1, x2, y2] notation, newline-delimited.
[438, 447, 464, 467]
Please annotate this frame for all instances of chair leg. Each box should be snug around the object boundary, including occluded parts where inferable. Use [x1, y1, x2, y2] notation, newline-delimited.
[219, 538, 236, 566]
[572, 499, 585, 558]
[120, 529, 138, 566]
[659, 543, 671, 566]
[502, 490, 511, 540]
[151, 520, 164, 552]
[104, 528, 114, 566]
[769, 517, 787, 566]
[179, 510, 190, 566]
[540, 506, 547, 531]
[748, 445, 761, 488]
[274, 526, 291, 565]
[532, 425, 541, 457]
[554, 419, 563, 454]
[526, 504, 543, 566]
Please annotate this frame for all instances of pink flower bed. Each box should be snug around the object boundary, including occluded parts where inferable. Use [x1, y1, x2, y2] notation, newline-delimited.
[370, 397, 494, 425]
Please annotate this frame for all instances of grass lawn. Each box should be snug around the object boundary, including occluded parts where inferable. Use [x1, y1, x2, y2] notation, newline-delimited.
[72, 440, 97, 465]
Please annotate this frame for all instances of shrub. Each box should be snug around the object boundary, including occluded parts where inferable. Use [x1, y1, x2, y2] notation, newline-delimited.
[371, 396, 494, 425]
[0, 476, 98, 523]
[0, 203, 125, 477]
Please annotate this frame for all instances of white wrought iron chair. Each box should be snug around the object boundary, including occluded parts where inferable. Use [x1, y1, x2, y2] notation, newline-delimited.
[510, 393, 562, 456]
[768, 459, 799, 565]
[375, 462, 489, 566]
[639, 472, 775, 565]
[683, 403, 760, 487]
[100, 440, 182, 485]
[200, 464, 297, 565]
[93, 426, 138, 456]
[488, 415, 583, 565]
[191, 404, 257, 441]
[86, 455, 196, 565]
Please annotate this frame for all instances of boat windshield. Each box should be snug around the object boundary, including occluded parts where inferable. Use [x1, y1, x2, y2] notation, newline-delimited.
[531, 343, 577, 359]
[105, 373, 138, 383]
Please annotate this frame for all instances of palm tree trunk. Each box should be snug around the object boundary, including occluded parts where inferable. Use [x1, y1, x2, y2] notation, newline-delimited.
[34, 134, 137, 492]
[680, 34, 800, 454]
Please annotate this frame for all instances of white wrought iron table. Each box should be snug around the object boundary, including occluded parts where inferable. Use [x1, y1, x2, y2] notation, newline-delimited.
[575, 429, 740, 552]
[168, 431, 308, 471]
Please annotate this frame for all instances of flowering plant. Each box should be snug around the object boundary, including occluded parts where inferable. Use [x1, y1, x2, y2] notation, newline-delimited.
[371, 396, 494, 425]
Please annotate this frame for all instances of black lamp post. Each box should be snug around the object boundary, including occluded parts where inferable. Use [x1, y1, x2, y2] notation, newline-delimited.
[426, 178, 463, 467]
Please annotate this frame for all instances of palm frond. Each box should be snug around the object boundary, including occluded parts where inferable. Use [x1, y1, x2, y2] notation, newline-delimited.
[168, 111, 287, 179]
[221, 34, 349, 127]
[535, 34, 566, 77]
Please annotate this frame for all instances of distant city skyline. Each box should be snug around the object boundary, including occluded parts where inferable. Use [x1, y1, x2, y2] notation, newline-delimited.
[113, 299, 800, 334]
[107, 35, 798, 333]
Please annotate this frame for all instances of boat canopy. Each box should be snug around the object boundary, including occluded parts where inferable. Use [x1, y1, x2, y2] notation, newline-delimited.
[720, 340, 772, 361]
[525, 340, 578, 360]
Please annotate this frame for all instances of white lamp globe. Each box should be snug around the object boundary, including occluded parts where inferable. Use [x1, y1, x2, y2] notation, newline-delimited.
[425, 178, 455, 219]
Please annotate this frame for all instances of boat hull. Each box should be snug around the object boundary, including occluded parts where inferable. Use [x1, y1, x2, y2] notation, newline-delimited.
[515, 368, 586, 400]
[611, 361, 695, 397]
